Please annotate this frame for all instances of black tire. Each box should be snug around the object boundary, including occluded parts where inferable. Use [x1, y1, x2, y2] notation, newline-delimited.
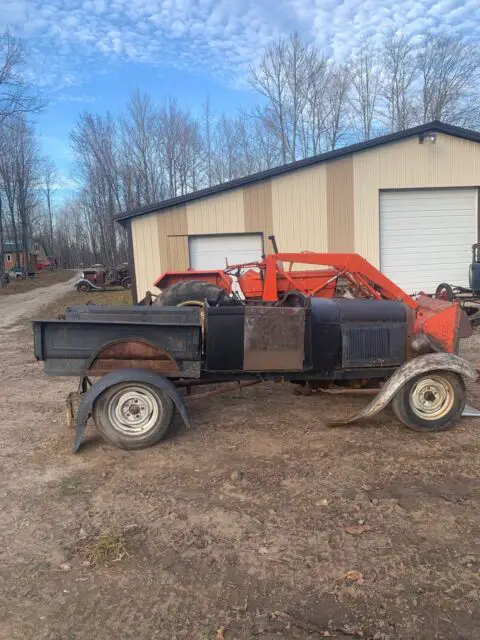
[77, 282, 92, 292]
[92, 382, 174, 450]
[391, 370, 465, 432]
[436, 282, 454, 301]
[121, 276, 132, 289]
[155, 280, 225, 307]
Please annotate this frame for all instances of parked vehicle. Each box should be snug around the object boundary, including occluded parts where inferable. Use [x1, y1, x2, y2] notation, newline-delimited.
[9, 267, 26, 279]
[37, 257, 58, 271]
[34, 252, 475, 453]
[436, 243, 480, 312]
[76, 263, 131, 292]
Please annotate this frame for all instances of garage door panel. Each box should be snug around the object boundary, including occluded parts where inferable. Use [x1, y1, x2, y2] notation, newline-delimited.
[380, 188, 477, 293]
[382, 233, 474, 247]
[189, 234, 263, 270]
[381, 217, 475, 231]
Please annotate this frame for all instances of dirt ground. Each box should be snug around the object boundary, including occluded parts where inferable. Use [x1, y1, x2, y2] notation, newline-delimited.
[0, 272, 79, 328]
[1, 288, 480, 640]
[0, 269, 74, 297]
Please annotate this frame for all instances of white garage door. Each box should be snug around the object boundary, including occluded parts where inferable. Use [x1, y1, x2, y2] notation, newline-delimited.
[189, 234, 263, 270]
[380, 188, 478, 294]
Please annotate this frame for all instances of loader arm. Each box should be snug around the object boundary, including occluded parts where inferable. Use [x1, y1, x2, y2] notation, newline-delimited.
[264, 253, 418, 309]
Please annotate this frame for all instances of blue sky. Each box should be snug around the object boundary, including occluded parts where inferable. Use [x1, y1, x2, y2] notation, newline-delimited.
[2, 0, 480, 189]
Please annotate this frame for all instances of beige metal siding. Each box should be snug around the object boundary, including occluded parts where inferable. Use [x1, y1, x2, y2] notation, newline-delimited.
[326, 156, 354, 251]
[243, 182, 274, 249]
[157, 205, 188, 272]
[353, 133, 480, 265]
[131, 214, 162, 299]
[186, 190, 245, 234]
[271, 164, 328, 258]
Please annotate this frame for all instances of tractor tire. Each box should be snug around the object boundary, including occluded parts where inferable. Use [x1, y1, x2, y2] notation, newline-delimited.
[435, 282, 454, 301]
[155, 280, 225, 307]
[391, 370, 465, 433]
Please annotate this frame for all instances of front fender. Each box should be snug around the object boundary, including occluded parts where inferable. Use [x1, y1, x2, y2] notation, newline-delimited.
[328, 353, 478, 426]
[73, 369, 190, 453]
[76, 278, 104, 290]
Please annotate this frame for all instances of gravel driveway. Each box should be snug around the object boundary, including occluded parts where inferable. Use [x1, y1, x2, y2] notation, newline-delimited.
[0, 272, 79, 329]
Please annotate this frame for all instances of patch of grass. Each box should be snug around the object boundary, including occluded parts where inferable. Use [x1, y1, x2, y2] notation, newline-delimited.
[58, 475, 84, 497]
[77, 530, 129, 567]
[32, 559, 51, 571]
[39, 288, 132, 320]
[0, 269, 73, 296]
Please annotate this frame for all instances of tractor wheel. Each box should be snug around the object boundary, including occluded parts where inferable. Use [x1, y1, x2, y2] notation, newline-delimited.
[92, 382, 174, 450]
[391, 370, 465, 433]
[77, 282, 92, 293]
[155, 280, 226, 307]
[435, 282, 454, 301]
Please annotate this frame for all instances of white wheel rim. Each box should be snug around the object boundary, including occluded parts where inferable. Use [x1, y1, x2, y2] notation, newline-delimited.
[409, 376, 455, 421]
[107, 386, 160, 436]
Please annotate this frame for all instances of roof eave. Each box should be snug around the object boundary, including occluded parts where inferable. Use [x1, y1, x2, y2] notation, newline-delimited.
[115, 120, 480, 223]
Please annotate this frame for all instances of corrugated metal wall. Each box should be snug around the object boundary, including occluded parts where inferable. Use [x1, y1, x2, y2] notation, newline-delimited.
[353, 133, 480, 265]
[132, 133, 480, 299]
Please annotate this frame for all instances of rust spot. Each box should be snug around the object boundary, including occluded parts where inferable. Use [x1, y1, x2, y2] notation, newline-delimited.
[88, 340, 180, 375]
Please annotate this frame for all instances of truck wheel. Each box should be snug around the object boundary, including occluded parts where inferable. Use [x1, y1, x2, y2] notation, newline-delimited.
[92, 382, 174, 450]
[435, 283, 454, 301]
[77, 282, 91, 293]
[391, 371, 465, 432]
[155, 280, 225, 307]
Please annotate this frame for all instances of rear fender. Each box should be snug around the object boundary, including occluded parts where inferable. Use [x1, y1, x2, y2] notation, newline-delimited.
[73, 369, 190, 453]
[327, 353, 478, 426]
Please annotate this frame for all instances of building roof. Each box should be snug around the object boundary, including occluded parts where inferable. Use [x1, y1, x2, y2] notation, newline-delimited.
[116, 120, 480, 224]
[3, 240, 30, 253]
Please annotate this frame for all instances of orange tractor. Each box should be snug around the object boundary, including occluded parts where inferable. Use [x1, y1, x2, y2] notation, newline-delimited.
[151, 246, 470, 355]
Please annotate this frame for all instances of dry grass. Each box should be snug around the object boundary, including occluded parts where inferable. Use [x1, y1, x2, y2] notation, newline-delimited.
[58, 475, 84, 497]
[39, 288, 133, 320]
[0, 269, 73, 295]
[77, 530, 129, 567]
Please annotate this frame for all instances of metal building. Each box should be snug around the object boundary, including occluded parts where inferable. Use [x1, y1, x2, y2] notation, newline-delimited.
[116, 121, 480, 301]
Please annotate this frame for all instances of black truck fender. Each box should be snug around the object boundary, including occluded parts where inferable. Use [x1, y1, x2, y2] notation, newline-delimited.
[73, 368, 191, 453]
[327, 353, 478, 426]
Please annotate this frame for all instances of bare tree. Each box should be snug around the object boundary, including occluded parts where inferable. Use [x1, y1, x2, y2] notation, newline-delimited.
[202, 97, 214, 187]
[71, 112, 124, 264]
[121, 90, 164, 206]
[415, 32, 480, 126]
[381, 34, 417, 131]
[41, 157, 57, 254]
[323, 63, 351, 150]
[299, 52, 329, 156]
[0, 31, 43, 125]
[250, 37, 290, 163]
[0, 122, 21, 266]
[348, 41, 383, 140]
[250, 32, 317, 162]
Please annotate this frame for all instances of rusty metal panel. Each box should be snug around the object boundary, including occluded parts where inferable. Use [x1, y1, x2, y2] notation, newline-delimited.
[243, 306, 305, 371]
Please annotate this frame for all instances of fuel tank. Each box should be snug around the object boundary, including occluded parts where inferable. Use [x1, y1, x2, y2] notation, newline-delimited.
[309, 298, 408, 372]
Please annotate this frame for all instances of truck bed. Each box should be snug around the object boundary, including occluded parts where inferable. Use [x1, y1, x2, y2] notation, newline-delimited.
[33, 305, 202, 378]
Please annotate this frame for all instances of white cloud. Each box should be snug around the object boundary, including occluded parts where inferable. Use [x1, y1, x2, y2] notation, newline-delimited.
[56, 93, 97, 103]
[1, 0, 479, 90]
